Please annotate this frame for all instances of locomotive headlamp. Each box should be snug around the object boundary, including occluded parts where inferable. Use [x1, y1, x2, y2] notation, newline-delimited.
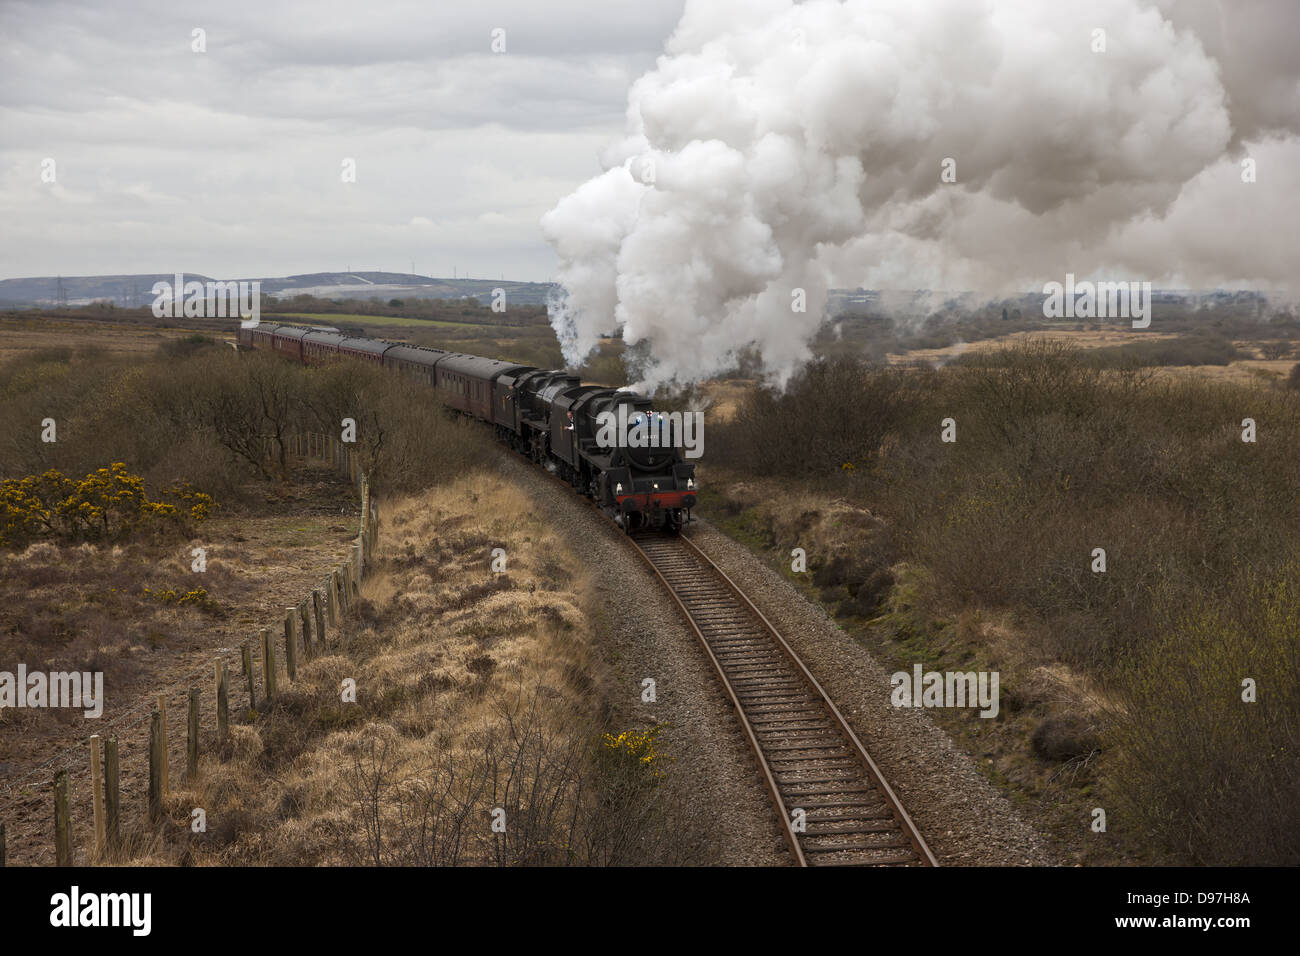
[687, 478, 695, 489]
[615, 483, 623, 494]
[653, 482, 659, 490]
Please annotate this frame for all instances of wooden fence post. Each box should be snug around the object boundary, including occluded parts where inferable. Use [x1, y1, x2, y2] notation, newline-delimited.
[360, 476, 369, 553]
[148, 710, 163, 822]
[105, 737, 120, 853]
[216, 660, 229, 739]
[243, 642, 256, 713]
[90, 735, 105, 860]
[187, 687, 200, 780]
[283, 609, 297, 681]
[300, 602, 313, 658]
[157, 695, 169, 798]
[327, 571, 340, 625]
[262, 627, 277, 700]
[54, 769, 71, 865]
[313, 589, 326, 651]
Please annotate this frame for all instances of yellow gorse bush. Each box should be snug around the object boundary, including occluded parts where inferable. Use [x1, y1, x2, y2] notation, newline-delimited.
[601, 725, 667, 779]
[142, 585, 220, 612]
[165, 481, 218, 522]
[0, 463, 218, 548]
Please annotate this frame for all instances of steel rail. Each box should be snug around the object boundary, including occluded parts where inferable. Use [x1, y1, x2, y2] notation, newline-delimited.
[631, 530, 938, 868]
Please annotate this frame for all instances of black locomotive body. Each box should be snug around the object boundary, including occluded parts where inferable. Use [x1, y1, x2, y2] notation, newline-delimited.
[235, 323, 696, 532]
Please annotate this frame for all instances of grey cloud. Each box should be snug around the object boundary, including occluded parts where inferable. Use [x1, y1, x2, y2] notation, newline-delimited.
[0, 0, 687, 280]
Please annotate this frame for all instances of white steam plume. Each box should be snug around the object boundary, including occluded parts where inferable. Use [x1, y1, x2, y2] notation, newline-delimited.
[542, 0, 1299, 390]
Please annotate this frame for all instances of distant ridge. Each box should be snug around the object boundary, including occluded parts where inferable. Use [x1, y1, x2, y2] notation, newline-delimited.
[0, 272, 560, 308]
[0, 272, 1270, 313]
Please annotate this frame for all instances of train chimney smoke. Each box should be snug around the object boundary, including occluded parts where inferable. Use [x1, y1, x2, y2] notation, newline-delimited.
[542, 0, 1300, 391]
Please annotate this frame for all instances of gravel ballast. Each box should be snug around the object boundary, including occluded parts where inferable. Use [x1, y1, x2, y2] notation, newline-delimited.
[503, 453, 1056, 866]
[501, 455, 787, 866]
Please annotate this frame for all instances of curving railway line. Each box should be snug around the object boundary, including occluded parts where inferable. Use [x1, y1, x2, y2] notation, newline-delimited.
[632, 530, 938, 868]
[245, 325, 935, 866]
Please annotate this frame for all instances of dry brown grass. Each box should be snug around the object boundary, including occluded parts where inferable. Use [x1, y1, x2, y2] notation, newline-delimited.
[0, 313, 233, 360]
[887, 327, 1181, 367]
[125, 473, 684, 866]
[0, 464, 362, 865]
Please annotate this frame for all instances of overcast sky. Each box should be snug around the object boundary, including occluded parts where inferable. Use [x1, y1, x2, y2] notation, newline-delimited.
[2, 0, 1297, 297]
[0, 0, 686, 281]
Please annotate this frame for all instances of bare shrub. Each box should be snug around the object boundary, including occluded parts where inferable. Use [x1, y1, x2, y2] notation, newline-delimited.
[721, 357, 917, 476]
[0, 343, 493, 500]
[1105, 566, 1300, 864]
[340, 683, 680, 867]
[706, 338, 1300, 862]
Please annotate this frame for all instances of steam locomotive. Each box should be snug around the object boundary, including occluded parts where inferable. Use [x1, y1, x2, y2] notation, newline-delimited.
[235, 323, 698, 532]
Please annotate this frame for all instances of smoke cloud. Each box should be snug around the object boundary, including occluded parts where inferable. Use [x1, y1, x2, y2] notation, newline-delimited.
[542, 0, 1300, 389]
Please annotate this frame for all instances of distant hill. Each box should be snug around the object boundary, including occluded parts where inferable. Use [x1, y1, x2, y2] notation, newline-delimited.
[0, 272, 1270, 315]
[0, 272, 560, 308]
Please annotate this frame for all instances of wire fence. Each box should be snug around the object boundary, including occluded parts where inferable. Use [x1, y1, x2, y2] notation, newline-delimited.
[0, 432, 379, 866]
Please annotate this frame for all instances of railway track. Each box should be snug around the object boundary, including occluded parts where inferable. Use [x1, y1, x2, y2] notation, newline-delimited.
[632, 530, 938, 867]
